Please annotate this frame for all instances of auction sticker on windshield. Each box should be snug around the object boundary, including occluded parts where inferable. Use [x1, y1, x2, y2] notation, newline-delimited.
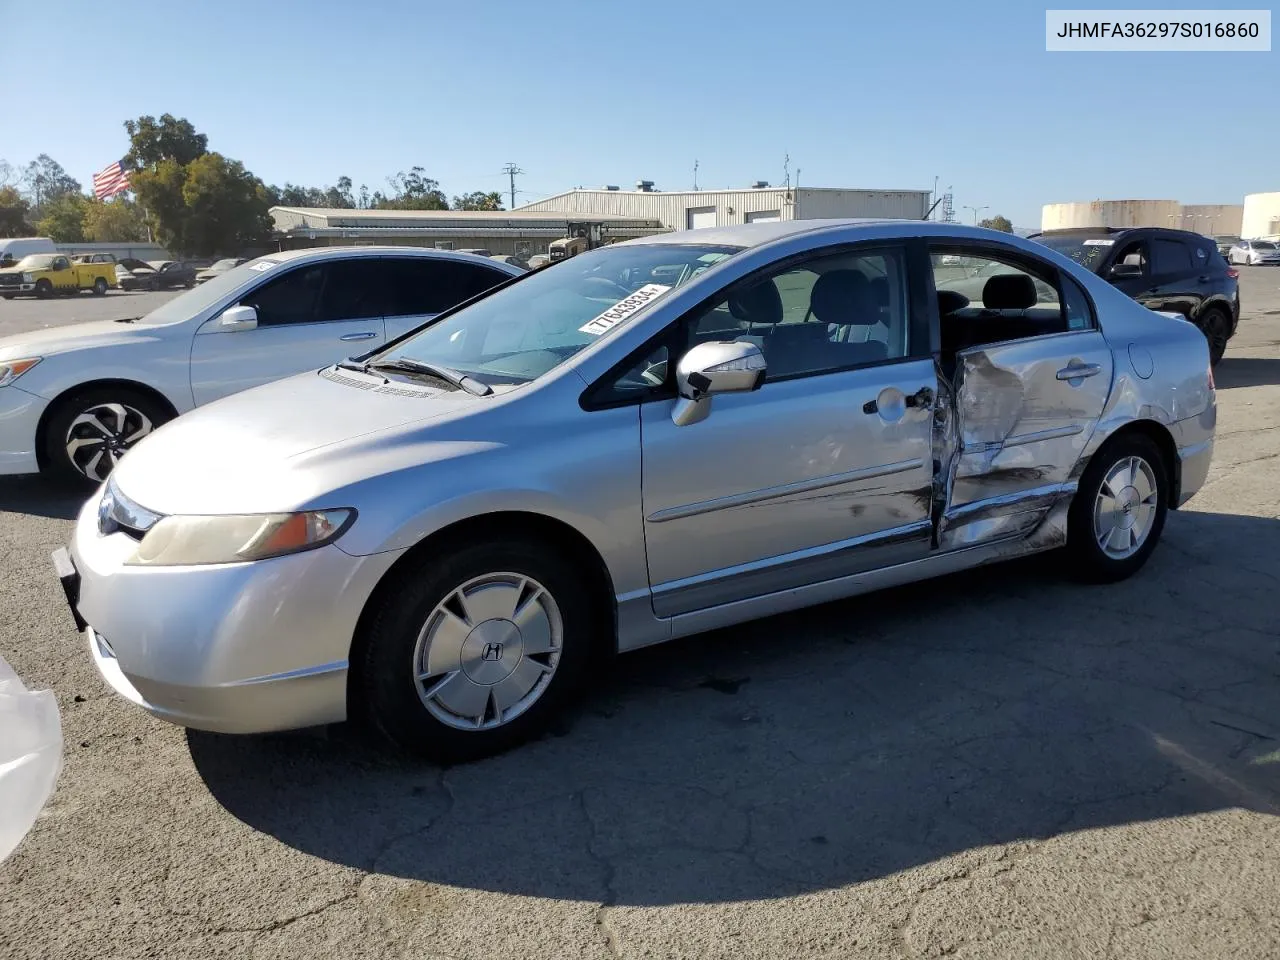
[580, 283, 671, 336]
[247, 260, 278, 272]
[1083, 239, 1116, 246]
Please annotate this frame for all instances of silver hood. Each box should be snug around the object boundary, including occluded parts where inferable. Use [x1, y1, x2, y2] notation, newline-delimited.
[0, 320, 170, 361]
[112, 369, 493, 515]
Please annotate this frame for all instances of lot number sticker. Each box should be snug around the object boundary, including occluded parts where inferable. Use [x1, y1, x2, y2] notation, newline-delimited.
[580, 283, 671, 336]
[247, 260, 278, 272]
[1082, 239, 1115, 246]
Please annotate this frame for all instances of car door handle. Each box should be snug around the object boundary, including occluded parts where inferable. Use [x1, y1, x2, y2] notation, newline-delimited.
[339, 331, 377, 341]
[1056, 362, 1102, 381]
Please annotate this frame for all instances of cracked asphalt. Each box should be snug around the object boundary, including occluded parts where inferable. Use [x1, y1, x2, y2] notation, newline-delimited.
[3, 275, 1280, 959]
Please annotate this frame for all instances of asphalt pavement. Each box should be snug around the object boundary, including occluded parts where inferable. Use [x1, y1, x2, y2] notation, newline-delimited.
[2, 274, 1280, 959]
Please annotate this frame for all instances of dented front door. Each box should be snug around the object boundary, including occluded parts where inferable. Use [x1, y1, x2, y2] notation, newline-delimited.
[940, 331, 1113, 548]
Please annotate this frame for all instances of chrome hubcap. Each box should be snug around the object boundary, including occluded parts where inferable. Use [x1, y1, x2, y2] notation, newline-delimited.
[413, 573, 562, 731]
[64, 403, 153, 482]
[1094, 455, 1159, 559]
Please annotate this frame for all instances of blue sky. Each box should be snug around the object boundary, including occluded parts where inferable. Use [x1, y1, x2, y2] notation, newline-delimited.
[3, 0, 1275, 227]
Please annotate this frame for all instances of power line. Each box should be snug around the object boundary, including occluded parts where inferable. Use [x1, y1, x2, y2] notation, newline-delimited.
[502, 163, 524, 211]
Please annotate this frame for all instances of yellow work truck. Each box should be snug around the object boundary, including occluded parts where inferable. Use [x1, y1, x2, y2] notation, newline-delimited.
[0, 253, 117, 299]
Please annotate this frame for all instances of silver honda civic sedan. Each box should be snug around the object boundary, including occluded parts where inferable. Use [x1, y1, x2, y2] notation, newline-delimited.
[56, 220, 1217, 761]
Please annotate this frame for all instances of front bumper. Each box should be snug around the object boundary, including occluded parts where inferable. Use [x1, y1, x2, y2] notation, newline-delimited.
[0, 384, 49, 475]
[67, 490, 405, 733]
[0, 283, 35, 294]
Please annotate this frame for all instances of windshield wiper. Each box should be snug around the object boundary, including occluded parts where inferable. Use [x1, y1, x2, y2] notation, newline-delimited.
[364, 357, 492, 396]
[114, 316, 141, 324]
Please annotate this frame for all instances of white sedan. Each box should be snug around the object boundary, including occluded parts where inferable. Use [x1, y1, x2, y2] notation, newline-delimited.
[0, 247, 522, 483]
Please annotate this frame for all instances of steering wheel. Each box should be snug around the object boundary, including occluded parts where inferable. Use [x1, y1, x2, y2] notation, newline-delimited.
[580, 276, 632, 298]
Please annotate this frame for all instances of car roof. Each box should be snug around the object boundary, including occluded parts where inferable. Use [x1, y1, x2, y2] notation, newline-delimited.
[1030, 226, 1213, 242]
[255, 245, 522, 272]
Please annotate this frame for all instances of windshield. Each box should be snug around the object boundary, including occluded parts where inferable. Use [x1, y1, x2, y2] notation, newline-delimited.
[135, 257, 281, 324]
[1030, 234, 1115, 273]
[373, 243, 741, 386]
[1254, 241, 1276, 250]
[15, 255, 55, 270]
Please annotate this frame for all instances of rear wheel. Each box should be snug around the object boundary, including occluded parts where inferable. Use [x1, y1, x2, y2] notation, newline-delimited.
[358, 538, 597, 762]
[92, 277, 108, 296]
[1199, 306, 1230, 366]
[1066, 434, 1168, 584]
[43, 387, 174, 486]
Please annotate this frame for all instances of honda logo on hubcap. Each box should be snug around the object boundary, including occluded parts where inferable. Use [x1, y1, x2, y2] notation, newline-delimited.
[481, 642, 503, 661]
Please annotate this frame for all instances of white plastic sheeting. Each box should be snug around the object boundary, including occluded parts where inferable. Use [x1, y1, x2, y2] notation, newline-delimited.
[0, 654, 62, 863]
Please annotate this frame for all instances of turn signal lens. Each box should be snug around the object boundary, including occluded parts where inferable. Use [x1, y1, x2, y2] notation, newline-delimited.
[0, 357, 41, 387]
[126, 509, 354, 566]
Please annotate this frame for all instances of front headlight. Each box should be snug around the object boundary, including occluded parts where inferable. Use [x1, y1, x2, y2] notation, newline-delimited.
[0, 357, 41, 387]
[125, 509, 355, 566]
[21, 272, 34, 283]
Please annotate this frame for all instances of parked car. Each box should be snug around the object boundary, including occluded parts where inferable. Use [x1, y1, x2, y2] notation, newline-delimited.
[488, 254, 529, 271]
[1228, 239, 1280, 266]
[148, 261, 198, 290]
[115, 259, 159, 291]
[0, 247, 521, 482]
[0, 237, 56, 267]
[1213, 236, 1240, 259]
[1030, 227, 1239, 364]
[0, 254, 115, 299]
[527, 254, 551, 269]
[195, 258, 248, 283]
[53, 221, 1216, 762]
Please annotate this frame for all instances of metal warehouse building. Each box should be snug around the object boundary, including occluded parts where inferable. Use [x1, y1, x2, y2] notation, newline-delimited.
[269, 207, 666, 258]
[516, 183, 932, 229]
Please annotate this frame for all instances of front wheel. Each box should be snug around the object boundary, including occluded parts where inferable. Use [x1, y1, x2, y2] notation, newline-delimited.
[1066, 434, 1168, 584]
[43, 387, 174, 486]
[357, 538, 597, 762]
[34, 279, 53, 299]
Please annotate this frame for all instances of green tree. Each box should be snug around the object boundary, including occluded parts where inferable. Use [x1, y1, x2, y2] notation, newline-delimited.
[378, 167, 448, 210]
[35, 192, 88, 242]
[0, 185, 33, 237]
[125, 115, 273, 256]
[124, 114, 208, 168]
[83, 197, 147, 242]
[22, 154, 81, 215]
[452, 191, 504, 211]
[979, 214, 1014, 233]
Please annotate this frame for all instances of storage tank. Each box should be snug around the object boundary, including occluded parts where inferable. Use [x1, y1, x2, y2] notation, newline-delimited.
[1041, 200, 1181, 230]
[1241, 192, 1280, 238]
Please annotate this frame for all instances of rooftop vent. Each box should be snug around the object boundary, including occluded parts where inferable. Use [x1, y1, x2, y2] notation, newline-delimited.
[602, 185, 620, 191]
[751, 180, 770, 189]
[636, 180, 655, 192]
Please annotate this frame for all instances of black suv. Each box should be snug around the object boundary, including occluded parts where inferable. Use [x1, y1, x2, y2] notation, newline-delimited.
[1030, 227, 1239, 364]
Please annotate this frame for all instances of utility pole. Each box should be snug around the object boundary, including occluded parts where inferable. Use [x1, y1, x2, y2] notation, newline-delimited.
[963, 204, 989, 225]
[502, 163, 523, 210]
[693, 159, 699, 191]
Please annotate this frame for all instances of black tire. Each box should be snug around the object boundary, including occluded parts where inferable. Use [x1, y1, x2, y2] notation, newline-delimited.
[92, 277, 108, 296]
[1199, 306, 1230, 366]
[2, 294, 13, 300]
[34, 279, 53, 299]
[43, 386, 174, 487]
[1066, 433, 1168, 584]
[357, 537, 599, 763]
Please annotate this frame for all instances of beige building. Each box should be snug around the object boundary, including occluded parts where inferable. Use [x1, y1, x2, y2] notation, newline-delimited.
[517, 183, 931, 229]
[1041, 199, 1243, 237]
[1241, 192, 1280, 239]
[269, 207, 665, 258]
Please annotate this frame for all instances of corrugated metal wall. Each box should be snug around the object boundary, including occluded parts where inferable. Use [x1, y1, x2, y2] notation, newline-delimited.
[1178, 204, 1243, 236]
[520, 188, 929, 229]
[1042, 200, 1182, 230]
[795, 190, 930, 220]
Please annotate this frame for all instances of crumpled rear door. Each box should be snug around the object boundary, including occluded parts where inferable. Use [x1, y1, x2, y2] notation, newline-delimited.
[939, 331, 1113, 550]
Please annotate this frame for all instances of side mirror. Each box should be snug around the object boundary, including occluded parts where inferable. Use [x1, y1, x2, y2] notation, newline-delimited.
[218, 304, 258, 331]
[1109, 262, 1142, 279]
[671, 340, 766, 427]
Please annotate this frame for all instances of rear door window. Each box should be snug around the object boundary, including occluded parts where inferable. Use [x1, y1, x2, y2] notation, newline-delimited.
[1151, 239, 1193, 277]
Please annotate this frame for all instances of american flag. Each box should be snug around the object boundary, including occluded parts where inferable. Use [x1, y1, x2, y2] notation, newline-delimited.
[92, 160, 131, 200]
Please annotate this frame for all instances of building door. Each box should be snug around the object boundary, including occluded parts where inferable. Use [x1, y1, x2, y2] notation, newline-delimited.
[686, 206, 717, 230]
[746, 210, 781, 223]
